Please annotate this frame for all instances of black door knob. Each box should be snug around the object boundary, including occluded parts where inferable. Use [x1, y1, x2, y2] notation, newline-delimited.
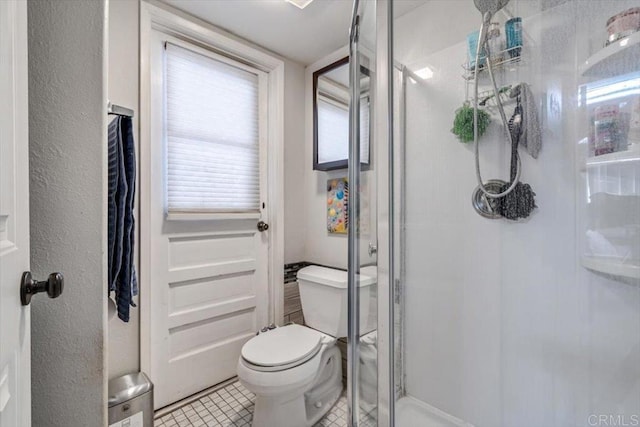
[20, 272, 64, 306]
[257, 221, 269, 232]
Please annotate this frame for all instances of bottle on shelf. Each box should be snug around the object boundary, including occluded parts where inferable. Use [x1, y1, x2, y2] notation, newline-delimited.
[487, 22, 505, 64]
[505, 17, 523, 58]
[594, 104, 623, 156]
[629, 96, 640, 144]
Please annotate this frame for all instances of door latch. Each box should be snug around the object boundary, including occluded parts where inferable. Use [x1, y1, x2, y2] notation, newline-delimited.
[368, 242, 377, 257]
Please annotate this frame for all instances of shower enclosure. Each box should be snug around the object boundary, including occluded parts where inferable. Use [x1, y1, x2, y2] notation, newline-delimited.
[347, 1, 640, 426]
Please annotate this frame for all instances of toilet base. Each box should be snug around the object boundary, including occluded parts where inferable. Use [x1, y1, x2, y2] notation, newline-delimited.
[249, 346, 342, 427]
[252, 393, 307, 427]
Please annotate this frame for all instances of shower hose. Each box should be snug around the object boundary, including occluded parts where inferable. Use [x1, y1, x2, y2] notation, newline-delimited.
[473, 12, 521, 199]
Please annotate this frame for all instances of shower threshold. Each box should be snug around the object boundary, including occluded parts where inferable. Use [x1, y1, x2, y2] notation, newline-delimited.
[396, 396, 475, 427]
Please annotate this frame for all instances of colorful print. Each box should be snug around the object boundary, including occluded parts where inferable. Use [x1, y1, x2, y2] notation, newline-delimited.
[327, 178, 349, 234]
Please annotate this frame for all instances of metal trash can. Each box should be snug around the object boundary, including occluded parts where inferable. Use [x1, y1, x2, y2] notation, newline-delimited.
[108, 372, 154, 427]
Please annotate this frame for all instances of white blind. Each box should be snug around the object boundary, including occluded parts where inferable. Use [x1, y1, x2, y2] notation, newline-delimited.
[317, 95, 370, 165]
[317, 97, 349, 164]
[165, 43, 260, 213]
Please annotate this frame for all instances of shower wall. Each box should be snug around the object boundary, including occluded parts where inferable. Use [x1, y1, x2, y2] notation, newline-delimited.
[395, 1, 640, 426]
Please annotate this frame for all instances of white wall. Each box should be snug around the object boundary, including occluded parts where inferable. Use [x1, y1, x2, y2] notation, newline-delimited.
[304, 47, 377, 270]
[305, 49, 348, 269]
[284, 60, 307, 264]
[105, 0, 308, 381]
[28, 0, 108, 425]
[396, 1, 640, 426]
[108, 0, 141, 380]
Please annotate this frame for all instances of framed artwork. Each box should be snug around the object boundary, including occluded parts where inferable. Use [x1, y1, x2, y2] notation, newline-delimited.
[327, 178, 348, 234]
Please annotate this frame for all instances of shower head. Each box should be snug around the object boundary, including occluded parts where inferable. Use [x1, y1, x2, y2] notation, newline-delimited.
[474, 0, 510, 52]
[473, 0, 510, 17]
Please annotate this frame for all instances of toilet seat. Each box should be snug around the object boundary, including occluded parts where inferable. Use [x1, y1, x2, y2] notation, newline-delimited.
[241, 325, 324, 372]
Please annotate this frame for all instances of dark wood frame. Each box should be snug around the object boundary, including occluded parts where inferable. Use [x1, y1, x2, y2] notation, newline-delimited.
[313, 56, 371, 171]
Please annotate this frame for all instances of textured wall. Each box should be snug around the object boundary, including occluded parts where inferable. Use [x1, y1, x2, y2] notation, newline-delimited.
[108, 0, 141, 380]
[28, 0, 108, 426]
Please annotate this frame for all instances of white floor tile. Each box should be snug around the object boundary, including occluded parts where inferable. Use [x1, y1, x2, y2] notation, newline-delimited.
[154, 380, 376, 427]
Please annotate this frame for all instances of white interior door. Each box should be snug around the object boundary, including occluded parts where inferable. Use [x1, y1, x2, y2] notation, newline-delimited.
[0, 1, 30, 425]
[146, 32, 270, 409]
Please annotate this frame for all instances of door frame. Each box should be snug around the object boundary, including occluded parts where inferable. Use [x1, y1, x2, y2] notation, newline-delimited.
[139, 0, 284, 382]
[0, 0, 30, 425]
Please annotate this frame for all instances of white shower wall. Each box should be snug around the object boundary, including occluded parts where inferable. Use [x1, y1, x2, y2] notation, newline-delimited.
[395, 1, 640, 426]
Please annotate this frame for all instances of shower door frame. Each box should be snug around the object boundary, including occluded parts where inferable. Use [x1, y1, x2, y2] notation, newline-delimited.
[348, 0, 397, 426]
[347, 1, 362, 424]
[374, 1, 397, 426]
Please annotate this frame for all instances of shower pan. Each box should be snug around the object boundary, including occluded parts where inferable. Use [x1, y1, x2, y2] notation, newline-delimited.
[347, 1, 640, 426]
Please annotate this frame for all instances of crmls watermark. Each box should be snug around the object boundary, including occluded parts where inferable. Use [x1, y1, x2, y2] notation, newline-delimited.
[588, 414, 640, 426]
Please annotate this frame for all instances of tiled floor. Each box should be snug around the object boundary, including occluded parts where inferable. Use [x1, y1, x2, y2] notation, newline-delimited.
[154, 380, 376, 427]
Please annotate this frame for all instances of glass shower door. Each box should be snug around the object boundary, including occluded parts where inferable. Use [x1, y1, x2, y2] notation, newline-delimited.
[387, 1, 640, 427]
[348, 1, 379, 426]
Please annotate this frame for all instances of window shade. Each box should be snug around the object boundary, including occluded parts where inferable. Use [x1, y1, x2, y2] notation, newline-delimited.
[317, 97, 349, 164]
[165, 43, 260, 213]
[317, 95, 370, 165]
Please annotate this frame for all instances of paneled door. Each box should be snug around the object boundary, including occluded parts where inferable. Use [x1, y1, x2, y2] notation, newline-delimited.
[146, 32, 270, 409]
[0, 1, 31, 425]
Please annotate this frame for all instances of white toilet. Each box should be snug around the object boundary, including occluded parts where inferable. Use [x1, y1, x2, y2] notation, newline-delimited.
[237, 265, 376, 427]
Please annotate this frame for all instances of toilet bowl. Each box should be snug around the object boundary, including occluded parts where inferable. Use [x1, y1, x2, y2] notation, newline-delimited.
[237, 325, 342, 427]
[359, 330, 378, 415]
[237, 265, 376, 427]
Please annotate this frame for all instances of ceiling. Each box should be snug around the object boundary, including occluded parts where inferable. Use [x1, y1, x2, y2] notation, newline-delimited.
[163, 0, 428, 65]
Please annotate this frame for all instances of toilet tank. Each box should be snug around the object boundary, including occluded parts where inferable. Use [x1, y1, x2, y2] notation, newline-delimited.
[297, 266, 376, 338]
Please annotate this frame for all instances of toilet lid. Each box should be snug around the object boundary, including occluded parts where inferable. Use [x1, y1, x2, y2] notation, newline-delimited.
[241, 325, 323, 368]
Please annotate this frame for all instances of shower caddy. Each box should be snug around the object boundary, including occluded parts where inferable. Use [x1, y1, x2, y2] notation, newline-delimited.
[579, 31, 640, 281]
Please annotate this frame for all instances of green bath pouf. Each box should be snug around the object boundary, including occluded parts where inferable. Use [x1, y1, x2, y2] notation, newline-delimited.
[451, 102, 491, 143]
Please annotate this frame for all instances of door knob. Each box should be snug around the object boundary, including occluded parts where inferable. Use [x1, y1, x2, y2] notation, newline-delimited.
[257, 221, 269, 232]
[20, 272, 64, 306]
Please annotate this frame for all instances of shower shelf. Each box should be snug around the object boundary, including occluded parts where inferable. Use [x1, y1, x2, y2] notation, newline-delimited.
[582, 256, 640, 280]
[580, 31, 640, 78]
[461, 46, 523, 81]
[586, 145, 640, 167]
[467, 85, 517, 113]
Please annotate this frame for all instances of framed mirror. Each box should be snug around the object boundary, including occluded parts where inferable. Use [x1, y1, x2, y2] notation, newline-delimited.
[313, 56, 370, 171]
